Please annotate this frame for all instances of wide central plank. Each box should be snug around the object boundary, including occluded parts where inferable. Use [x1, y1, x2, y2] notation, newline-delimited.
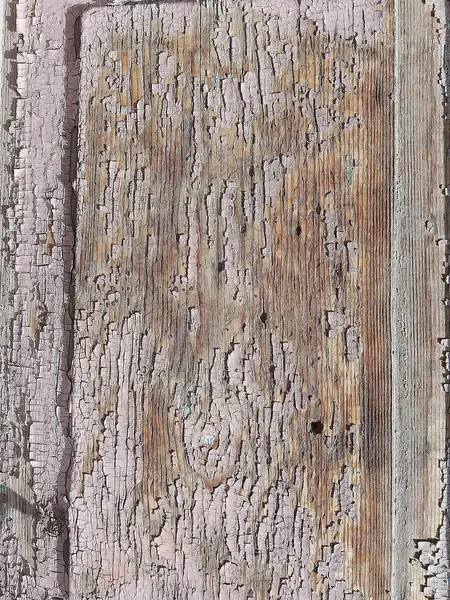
[72, 3, 393, 598]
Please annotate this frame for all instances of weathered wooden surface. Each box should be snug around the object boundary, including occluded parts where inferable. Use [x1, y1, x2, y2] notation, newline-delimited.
[74, 2, 392, 597]
[392, 1, 449, 598]
[0, 0, 447, 598]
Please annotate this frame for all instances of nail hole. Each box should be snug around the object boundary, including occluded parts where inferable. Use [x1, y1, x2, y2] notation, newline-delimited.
[310, 421, 324, 434]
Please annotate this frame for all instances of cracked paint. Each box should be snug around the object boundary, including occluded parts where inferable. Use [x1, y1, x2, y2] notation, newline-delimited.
[0, 0, 444, 599]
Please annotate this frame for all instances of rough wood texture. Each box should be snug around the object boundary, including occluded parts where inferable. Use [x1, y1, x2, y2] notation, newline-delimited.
[392, 0, 448, 597]
[0, 0, 447, 599]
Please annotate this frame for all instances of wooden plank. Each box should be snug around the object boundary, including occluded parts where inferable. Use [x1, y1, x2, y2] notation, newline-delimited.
[392, 0, 448, 597]
[71, 3, 393, 597]
[0, 0, 446, 598]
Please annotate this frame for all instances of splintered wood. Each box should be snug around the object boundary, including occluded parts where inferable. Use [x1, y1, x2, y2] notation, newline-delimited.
[72, 3, 392, 598]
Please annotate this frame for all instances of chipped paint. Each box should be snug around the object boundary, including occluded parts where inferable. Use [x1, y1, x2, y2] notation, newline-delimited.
[0, 0, 444, 598]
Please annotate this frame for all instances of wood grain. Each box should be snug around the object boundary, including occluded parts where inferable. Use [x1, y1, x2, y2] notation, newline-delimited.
[392, 0, 448, 597]
[71, 3, 393, 597]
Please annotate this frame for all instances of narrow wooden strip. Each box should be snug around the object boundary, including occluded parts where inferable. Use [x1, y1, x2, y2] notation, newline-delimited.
[392, 0, 447, 597]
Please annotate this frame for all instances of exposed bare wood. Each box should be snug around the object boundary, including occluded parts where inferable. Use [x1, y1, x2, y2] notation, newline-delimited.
[392, 0, 448, 597]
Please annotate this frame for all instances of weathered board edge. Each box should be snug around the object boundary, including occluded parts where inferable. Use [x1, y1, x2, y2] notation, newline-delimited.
[392, 0, 449, 597]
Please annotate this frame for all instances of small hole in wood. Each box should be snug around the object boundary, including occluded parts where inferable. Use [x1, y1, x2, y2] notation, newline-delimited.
[310, 421, 324, 434]
[218, 261, 225, 272]
[260, 312, 267, 324]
